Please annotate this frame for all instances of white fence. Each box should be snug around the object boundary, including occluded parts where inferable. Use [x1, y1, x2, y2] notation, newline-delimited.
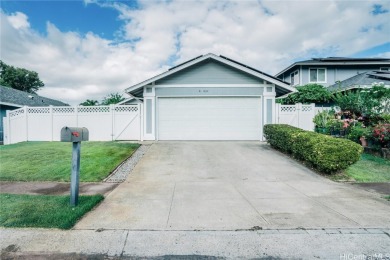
[3, 103, 330, 145]
[3, 105, 142, 145]
[276, 103, 318, 131]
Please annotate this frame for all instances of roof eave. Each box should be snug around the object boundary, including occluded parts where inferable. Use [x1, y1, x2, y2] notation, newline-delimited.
[275, 62, 300, 77]
[275, 61, 390, 77]
[0, 101, 23, 108]
[126, 53, 296, 95]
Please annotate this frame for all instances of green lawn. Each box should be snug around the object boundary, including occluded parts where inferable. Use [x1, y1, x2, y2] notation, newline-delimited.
[0, 194, 103, 229]
[344, 153, 390, 182]
[0, 141, 140, 182]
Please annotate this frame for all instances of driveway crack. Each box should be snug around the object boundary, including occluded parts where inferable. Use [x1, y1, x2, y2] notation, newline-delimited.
[165, 182, 176, 228]
[283, 182, 361, 226]
[119, 230, 129, 257]
[234, 184, 270, 225]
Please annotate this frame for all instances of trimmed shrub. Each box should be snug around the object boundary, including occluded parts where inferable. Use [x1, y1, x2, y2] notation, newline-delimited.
[264, 124, 363, 173]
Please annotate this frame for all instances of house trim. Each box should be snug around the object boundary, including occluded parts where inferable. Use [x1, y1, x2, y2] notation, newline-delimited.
[153, 84, 270, 88]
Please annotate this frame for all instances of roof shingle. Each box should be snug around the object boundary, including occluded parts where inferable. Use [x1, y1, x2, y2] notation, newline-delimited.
[0, 86, 68, 107]
[327, 71, 390, 92]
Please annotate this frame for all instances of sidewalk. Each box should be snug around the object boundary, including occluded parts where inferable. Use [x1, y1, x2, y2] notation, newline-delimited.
[1, 228, 390, 259]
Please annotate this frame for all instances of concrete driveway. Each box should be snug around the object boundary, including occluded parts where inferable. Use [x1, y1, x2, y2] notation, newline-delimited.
[76, 142, 390, 230]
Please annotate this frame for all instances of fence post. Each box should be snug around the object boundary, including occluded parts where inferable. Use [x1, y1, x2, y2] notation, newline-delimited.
[139, 103, 143, 141]
[50, 106, 54, 141]
[111, 104, 115, 141]
[5, 110, 10, 145]
[75, 105, 79, 127]
[310, 103, 315, 131]
[297, 103, 302, 128]
[275, 103, 280, 124]
[24, 106, 28, 142]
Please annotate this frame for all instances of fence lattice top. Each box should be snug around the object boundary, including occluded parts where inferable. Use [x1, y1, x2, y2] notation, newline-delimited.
[280, 106, 296, 113]
[9, 108, 25, 118]
[8, 105, 139, 117]
[114, 106, 138, 112]
[301, 105, 313, 112]
[78, 106, 111, 113]
[53, 107, 75, 113]
[28, 107, 50, 114]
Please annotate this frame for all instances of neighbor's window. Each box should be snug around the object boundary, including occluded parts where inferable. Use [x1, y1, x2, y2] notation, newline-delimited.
[309, 68, 326, 83]
[290, 70, 299, 86]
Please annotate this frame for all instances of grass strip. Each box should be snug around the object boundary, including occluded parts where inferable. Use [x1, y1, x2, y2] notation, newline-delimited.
[0, 141, 140, 182]
[345, 153, 390, 182]
[0, 194, 103, 229]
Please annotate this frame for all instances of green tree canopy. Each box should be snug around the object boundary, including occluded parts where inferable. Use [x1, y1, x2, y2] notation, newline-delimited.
[0, 60, 44, 94]
[101, 93, 125, 105]
[333, 84, 390, 118]
[279, 84, 333, 105]
[79, 99, 99, 106]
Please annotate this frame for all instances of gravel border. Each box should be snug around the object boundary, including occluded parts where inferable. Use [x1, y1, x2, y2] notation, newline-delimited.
[104, 144, 151, 183]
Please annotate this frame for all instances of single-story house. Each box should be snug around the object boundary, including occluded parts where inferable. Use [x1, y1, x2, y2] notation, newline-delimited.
[327, 70, 390, 92]
[0, 85, 68, 143]
[125, 53, 295, 141]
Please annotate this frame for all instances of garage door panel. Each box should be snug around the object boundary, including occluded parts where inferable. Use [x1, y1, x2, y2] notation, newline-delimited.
[158, 97, 261, 140]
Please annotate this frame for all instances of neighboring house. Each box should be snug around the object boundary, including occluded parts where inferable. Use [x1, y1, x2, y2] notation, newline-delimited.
[125, 53, 294, 141]
[327, 70, 390, 92]
[275, 57, 390, 88]
[0, 85, 68, 143]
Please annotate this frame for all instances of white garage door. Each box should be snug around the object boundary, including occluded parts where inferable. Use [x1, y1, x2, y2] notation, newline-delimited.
[158, 97, 262, 140]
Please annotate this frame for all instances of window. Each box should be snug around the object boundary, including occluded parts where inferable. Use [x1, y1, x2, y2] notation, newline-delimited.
[309, 68, 326, 83]
[380, 67, 389, 71]
[290, 70, 299, 86]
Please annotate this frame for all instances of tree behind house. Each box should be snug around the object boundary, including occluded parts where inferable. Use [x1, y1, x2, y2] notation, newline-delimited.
[101, 93, 125, 105]
[279, 84, 333, 105]
[79, 99, 99, 106]
[80, 93, 125, 106]
[0, 60, 44, 94]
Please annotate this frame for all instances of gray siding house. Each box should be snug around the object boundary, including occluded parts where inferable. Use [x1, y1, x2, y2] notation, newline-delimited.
[275, 57, 390, 88]
[0, 86, 68, 143]
[125, 53, 295, 141]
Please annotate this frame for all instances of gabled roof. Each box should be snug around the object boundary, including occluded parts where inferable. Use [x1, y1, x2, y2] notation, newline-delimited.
[275, 57, 390, 77]
[327, 71, 390, 92]
[0, 85, 68, 107]
[126, 53, 295, 97]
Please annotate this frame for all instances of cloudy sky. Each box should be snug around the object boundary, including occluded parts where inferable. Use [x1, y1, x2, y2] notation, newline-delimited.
[1, 0, 389, 105]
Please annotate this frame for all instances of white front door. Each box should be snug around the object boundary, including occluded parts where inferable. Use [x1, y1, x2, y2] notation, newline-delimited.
[158, 97, 262, 140]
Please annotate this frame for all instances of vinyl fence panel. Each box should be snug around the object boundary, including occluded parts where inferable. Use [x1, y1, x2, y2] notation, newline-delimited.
[275, 103, 323, 131]
[3, 104, 141, 145]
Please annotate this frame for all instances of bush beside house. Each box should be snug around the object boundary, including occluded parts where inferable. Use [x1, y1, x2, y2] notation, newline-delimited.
[306, 84, 390, 159]
[264, 124, 363, 173]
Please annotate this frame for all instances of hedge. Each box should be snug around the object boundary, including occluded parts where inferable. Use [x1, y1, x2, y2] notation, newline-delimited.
[263, 124, 363, 173]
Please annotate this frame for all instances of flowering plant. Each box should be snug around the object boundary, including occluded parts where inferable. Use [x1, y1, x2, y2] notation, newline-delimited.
[371, 124, 390, 148]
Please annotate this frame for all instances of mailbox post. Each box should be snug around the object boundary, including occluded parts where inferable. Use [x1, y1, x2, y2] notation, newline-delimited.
[60, 127, 89, 206]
